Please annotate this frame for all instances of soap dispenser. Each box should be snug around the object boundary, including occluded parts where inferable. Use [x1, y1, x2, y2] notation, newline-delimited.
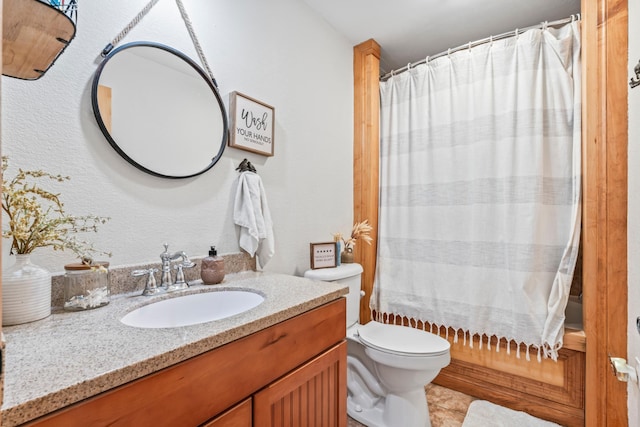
[201, 246, 225, 285]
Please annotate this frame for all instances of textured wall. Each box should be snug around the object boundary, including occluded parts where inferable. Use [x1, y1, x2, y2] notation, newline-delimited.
[1, 0, 354, 277]
[629, 0, 640, 422]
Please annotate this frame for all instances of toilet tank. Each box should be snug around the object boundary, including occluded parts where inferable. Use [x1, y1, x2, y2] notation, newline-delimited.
[304, 263, 363, 327]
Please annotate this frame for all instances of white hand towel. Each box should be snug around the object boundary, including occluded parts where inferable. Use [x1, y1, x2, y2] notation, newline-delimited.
[233, 171, 275, 267]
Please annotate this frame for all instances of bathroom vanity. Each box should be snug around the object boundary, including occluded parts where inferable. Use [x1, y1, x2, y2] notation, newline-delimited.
[1, 272, 348, 426]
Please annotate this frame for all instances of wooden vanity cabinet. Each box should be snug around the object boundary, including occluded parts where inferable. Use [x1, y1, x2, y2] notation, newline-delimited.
[26, 298, 347, 427]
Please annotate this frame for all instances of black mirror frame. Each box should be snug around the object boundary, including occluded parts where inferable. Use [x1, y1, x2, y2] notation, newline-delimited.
[91, 41, 228, 179]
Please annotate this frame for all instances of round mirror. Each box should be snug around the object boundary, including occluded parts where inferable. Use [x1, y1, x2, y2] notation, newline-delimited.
[91, 42, 227, 179]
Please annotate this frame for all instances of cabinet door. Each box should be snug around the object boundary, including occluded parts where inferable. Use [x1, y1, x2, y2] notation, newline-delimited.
[253, 341, 347, 427]
[201, 398, 251, 427]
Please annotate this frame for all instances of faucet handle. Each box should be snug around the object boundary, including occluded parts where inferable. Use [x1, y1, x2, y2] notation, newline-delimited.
[132, 268, 162, 296]
[167, 264, 189, 292]
[172, 261, 195, 287]
[181, 260, 196, 268]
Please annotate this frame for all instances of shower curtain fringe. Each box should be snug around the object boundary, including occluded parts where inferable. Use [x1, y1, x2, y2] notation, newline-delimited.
[371, 311, 559, 363]
[380, 14, 581, 81]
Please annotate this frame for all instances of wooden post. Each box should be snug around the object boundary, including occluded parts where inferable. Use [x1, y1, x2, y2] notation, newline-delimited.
[582, 0, 629, 425]
[353, 39, 380, 324]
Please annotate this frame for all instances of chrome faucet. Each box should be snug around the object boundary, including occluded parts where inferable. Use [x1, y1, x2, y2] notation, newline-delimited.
[159, 243, 195, 292]
[131, 244, 195, 296]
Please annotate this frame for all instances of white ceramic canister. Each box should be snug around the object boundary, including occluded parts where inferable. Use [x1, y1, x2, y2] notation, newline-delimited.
[2, 254, 52, 326]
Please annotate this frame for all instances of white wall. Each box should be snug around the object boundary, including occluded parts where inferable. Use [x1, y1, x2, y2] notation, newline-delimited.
[629, 0, 640, 423]
[1, 0, 354, 277]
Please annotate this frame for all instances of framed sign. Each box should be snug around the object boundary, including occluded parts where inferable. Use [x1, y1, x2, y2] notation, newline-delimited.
[229, 91, 275, 156]
[310, 242, 337, 269]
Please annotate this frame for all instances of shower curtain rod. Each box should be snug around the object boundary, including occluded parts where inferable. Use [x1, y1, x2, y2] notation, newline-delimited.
[380, 14, 581, 81]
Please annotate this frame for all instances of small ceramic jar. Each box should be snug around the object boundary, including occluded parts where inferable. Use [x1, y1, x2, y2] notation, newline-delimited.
[63, 262, 110, 311]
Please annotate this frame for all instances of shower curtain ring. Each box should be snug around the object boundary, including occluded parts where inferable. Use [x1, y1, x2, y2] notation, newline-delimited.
[447, 48, 451, 58]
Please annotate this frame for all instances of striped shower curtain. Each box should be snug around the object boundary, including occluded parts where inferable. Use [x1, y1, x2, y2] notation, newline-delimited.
[371, 21, 581, 360]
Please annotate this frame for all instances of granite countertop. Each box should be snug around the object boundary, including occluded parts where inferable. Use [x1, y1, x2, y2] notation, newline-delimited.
[1, 271, 347, 426]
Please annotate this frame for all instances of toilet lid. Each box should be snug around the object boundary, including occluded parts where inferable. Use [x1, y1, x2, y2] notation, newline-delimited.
[358, 321, 450, 356]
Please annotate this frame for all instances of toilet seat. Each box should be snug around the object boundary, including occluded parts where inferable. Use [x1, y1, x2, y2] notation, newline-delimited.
[358, 321, 450, 357]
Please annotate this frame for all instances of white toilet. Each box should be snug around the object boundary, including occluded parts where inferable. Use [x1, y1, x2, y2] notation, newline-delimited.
[304, 264, 450, 427]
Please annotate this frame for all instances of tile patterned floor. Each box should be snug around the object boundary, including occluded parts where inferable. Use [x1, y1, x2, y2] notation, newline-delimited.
[347, 384, 476, 427]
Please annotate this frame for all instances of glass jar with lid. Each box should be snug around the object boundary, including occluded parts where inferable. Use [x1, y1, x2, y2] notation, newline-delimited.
[63, 262, 110, 311]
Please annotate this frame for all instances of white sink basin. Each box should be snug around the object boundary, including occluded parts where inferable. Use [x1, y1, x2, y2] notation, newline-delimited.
[121, 290, 265, 328]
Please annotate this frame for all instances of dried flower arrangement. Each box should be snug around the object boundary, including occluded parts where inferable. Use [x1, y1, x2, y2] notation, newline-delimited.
[1, 157, 111, 264]
[332, 220, 373, 251]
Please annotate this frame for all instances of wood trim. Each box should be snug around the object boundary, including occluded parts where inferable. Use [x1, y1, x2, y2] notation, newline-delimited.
[564, 328, 586, 353]
[0, 3, 3, 426]
[27, 299, 346, 427]
[1, 0, 4, 350]
[581, 0, 629, 425]
[353, 39, 380, 324]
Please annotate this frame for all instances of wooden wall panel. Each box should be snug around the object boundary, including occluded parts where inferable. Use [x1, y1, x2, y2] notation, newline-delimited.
[434, 337, 585, 427]
[385, 317, 586, 425]
[435, 348, 585, 427]
[353, 39, 380, 324]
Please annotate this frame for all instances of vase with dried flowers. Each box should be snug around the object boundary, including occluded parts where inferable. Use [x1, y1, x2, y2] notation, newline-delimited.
[333, 220, 373, 264]
[1, 157, 110, 325]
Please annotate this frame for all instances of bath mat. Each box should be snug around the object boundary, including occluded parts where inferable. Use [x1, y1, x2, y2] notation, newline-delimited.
[462, 400, 562, 427]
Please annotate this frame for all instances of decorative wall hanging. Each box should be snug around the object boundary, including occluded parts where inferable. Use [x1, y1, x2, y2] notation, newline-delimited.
[3, 0, 78, 80]
[92, 0, 229, 179]
[229, 91, 275, 157]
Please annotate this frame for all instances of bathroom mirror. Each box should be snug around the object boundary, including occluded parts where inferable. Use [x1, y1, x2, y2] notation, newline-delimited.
[91, 42, 228, 179]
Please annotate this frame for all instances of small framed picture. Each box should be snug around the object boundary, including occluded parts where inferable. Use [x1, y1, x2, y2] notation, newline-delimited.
[229, 91, 275, 157]
[310, 242, 337, 269]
